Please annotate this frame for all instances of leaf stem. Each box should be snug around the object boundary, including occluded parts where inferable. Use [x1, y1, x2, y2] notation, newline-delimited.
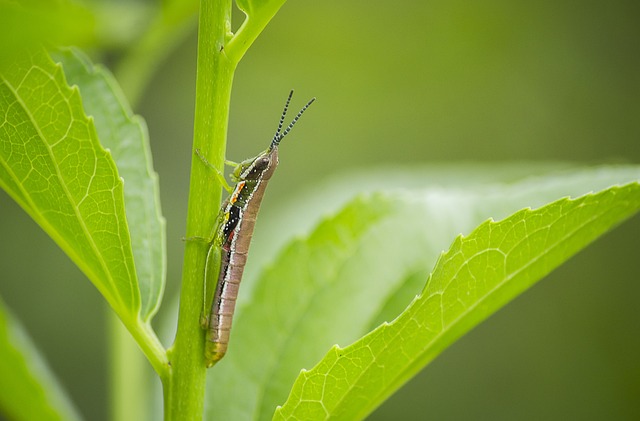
[110, 316, 150, 421]
[123, 315, 169, 380]
[165, 0, 236, 419]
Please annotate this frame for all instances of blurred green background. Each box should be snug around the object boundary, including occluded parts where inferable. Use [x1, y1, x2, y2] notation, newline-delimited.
[1, 0, 639, 419]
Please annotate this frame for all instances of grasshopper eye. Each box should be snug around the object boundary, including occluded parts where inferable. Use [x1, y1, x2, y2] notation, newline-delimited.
[254, 156, 270, 171]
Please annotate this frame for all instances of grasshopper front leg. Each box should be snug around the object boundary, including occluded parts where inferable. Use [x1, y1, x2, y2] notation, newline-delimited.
[194, 148, 238, 193]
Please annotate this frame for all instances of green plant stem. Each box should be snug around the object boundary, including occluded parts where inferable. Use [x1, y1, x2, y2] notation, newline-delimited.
[110, 315, 149, 421]
[165, 0, 236, 419]
[125, 317, 169, 379]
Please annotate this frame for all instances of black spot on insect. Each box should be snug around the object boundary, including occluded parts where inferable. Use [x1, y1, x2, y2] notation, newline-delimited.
[222, 206, 241, 238]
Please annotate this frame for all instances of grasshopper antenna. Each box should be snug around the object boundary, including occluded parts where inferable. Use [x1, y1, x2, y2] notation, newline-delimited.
[271, 90, 315, 148]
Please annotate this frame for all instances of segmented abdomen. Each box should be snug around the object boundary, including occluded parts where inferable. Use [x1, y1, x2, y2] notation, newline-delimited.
[205, 182, 266, 366]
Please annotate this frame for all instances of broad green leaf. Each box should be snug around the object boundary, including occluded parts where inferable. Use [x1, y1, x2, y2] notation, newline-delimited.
[246, 164, 640, 315]
[201, 165, 640, 420]
[0, 297, 81, 421]
[0, 49, 139, 319]
[275, 183, 640, 420]
[52, 48, 166, 321]
[241, 162, 578, 303]
[205, 194, 400, 420]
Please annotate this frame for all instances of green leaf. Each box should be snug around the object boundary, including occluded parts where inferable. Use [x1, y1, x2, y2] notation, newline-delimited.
[52, 48, 166, 321]
[0, 297, 82, 421]
[241, 162, 579, 301]
[0, 49, 139, 320]
[275, 182, 640, 420]
[205, 194, 398, 420]
[200, 165, 640, 420]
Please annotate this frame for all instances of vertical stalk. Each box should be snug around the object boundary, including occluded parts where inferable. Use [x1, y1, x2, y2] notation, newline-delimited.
[110, 315, 148, 421]
[165, 0, 236, 419]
